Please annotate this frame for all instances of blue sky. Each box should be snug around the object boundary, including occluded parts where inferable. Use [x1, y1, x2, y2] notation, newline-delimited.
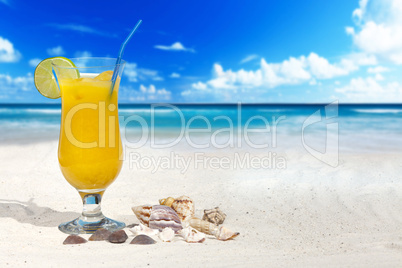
[0, 0, 401, 103]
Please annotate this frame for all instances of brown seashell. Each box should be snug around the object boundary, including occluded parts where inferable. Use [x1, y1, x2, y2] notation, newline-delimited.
[89, 228, 112, 241]
[108, 230, 128, 243]
[130, 234, 156, 245]
[63, 235, 87, 245]
[202, 207, 226, 225]
[171, 196, 195, 222]
[132, 205, 183, 233]
[159, 197, 175, 207]
[149, 205, 183, 233]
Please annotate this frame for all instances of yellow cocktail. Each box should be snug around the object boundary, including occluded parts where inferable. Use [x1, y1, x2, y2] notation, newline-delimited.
[58, 74, 122, 192]
[52, 58, 126, 234]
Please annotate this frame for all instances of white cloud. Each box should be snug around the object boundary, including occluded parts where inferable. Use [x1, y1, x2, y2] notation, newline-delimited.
[29, 58, 41, 67]
[352, 0, 369, 21]
[74, 51, 92, 58]
[121, 84, 171, 102]
[154, 42, 195, 53]
[0, 36, 21, 63]
[191, 81, 207, 90]
[0, 73, 34, 94]
[347, 0, 402, 64]
[335, 76, 402, 102]
[48, 23, 113, 37]
[187, 52, 358, 94]
[124, 63, 163, 82]
[240, 54, 259, 64]
[170, 72, 180, 78]
[47, 46, 65, 56]
[367, 66, 389, 73]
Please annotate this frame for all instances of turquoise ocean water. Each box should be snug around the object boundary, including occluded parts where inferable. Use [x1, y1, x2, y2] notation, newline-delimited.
[0, 103, 401, 153]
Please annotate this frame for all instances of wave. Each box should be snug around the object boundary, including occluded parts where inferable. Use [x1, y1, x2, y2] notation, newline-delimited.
[352, 109, 402, 114]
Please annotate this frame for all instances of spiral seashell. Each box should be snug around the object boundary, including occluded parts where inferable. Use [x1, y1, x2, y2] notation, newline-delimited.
[189, 216, 219, 236]
[189, 216, 239, 241]
[202, 207, 226, 225]
[132, 205, 183, 233]
[132, 204, 153, 226]
[172, 196, 195, 222]
[159, 197, 175, 207]
[159, 195, 195, 223]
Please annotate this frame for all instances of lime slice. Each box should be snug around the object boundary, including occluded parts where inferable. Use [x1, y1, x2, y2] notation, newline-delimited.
[34, 57, 79, 99]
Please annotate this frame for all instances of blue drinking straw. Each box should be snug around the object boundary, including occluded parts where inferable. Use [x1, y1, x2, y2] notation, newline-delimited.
[111, 19, 143, 93]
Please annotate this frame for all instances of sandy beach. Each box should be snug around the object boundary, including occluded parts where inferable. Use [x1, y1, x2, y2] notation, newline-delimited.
[0, 136, 401, 267]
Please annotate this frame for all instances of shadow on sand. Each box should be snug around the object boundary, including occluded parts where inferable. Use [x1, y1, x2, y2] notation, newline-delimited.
[0, 198, 79, 227]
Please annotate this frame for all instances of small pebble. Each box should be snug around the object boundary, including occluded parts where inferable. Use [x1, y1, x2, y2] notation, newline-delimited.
[108, 230, 128, 243]
[130, 234, 156, 245]
[89, 228, 112, 241]
[63, 235, 87, 245]
[126, 223, 139, 229]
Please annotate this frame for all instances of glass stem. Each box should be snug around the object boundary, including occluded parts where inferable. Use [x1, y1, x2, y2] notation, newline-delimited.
[81, 193, 104, 220]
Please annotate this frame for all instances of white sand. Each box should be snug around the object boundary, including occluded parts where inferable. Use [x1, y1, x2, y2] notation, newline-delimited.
[0, 140, 401, 267]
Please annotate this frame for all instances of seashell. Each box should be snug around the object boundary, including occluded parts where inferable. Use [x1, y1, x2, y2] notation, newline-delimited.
[189, 216, 219, 236]
[129, 223, 159, 236]
[63, 235, 87, 245]
[132, 205, 182, 233]
[172, 196, 195, 222]
[202, 207, 226, 225]
[159, 195, 195, 223]
[130, 235, 156, 245]
[189, 217, 239, 241]
[216, 226, 240, 241]
[159, 197, 175, 207]
[108, 230, 128, 243]
[159, 227, 175, 242]
[179, 226, 206, 243]
[89, 228, 112, 241]
[132, 204, 152, 226]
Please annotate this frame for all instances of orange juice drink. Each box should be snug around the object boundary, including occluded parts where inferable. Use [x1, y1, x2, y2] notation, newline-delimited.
[58, 72, 122, 192]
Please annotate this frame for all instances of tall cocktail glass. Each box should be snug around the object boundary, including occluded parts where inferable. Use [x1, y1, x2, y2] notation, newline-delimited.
[52, 57, 126, 234]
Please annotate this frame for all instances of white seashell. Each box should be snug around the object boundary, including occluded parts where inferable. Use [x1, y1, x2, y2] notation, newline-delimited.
[159, 227, 175, 242]
[189, 216, 239, 241]
[189, 216, 219, 236]
[132, 204, 183, 233]
[216, 226, 240, 241]
[129, 223, 159, 237]
[179, 226, 206, 243]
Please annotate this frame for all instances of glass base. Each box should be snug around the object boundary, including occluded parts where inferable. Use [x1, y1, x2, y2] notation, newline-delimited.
[58, 216, 126, 234]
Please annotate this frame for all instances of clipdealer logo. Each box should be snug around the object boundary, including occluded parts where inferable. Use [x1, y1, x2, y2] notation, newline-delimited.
[129, 151, 287, 174]
[301, 101, 339, 167]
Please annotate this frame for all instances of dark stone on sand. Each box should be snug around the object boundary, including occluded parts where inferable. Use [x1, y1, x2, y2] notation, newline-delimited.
[108, 230, 128, 243]
[130, 234, 156, 245]
[126, 223, 139, 229]
[89, 228, 112, 241]
[63, 235, 87, 245]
